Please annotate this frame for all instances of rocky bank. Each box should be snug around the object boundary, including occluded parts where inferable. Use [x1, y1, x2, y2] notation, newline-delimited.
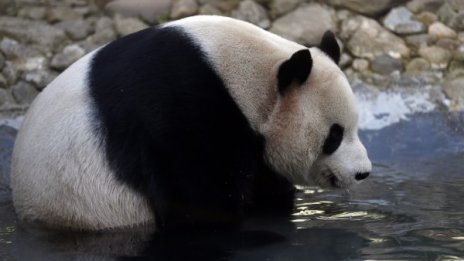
[0, 0, 463, 118]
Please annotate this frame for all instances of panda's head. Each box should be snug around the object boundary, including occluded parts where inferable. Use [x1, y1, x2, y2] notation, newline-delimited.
[262, 31, 372, 189]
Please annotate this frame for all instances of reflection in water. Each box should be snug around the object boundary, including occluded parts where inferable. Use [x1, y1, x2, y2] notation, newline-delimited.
[1, 112, 464, 260]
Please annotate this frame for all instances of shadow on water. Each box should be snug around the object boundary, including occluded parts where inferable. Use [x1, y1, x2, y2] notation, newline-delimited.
[1, 111, 464, 260]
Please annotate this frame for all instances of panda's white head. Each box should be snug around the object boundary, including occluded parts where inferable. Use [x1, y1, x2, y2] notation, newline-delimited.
[262, 31, 372, 189]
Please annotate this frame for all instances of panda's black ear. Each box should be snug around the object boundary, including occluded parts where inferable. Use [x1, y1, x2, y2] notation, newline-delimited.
[277, 49, 312, 95]
[319, 31, 340, 64]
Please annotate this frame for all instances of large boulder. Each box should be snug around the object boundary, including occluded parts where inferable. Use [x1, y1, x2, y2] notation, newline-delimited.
[105, 0, 172, 24]
[270, 4, 337, 46]
[327, 0, 407, 17]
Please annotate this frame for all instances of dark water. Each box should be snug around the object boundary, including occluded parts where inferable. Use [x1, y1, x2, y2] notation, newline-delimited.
[0, 112, 463, 260]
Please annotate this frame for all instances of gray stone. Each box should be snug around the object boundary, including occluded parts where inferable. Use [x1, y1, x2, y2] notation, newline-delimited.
[50, 44, 86, 71]
[231, 0, 270, 29]
[0, 38, 41, 60]
[170, 0, 198, 19]
[341, 15, 410, 59]
[443, 77, 464, 110]
[415, 11, 438, 26]
[270, 0, 304, 17]
[198, 0, 240, 12]
[327, 0, 406, 17]
[0, 74, 6, 89]
[0, 52, 4, 71]
[22, 69, 58, 90]
[407, 0, 445, 13]
[352, 58, 369, 71]
[2, 62, 18, 85]
[436, 38, 460, 50]
[438, 2, 458, 25]
[17, 6, 47, 20]
[114, 14, 148, 36]
[55, 19, 93, 41]
[418, 45, 452, 69]
[371, 54, 403, 75]
[449, 11, 464, 30]
[0, 88, 10, 107]
[0, 16, 67, 52]
[448, 0, 464, 12]
[270, 4, 337, 46]
[47, 6, 82, 23]
[198, 4, 223, 15]
[12, 81, 38, 105]
[406, 58, 431, 73]
[105, 0, 172, 24]
[404, 34, 437, 49]
[383, 7, 426, 34]
[339, 53, 352, 69]
[87, 17, 117, 46]
[428, 22, 457, 38]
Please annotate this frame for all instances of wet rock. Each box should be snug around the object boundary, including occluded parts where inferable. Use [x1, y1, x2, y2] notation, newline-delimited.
[341, 15, 410, 59]
[50, 44, 86, 71]
[371, 54, 403, 75]
[0, 16, 67, 52]
[405, 34, 437, 49]
[87, 16, 117, 46]
[415, 11, 438, 26]
[0, 89, 11, 107]
[418, 45, 452, 69]
[17, 6, 47, 20]
[55, 19, 93, 41]
[198, 4, 223, 15]
[0, 74, 6, 89]
[405, 58, 430, 73]
[105, 0, 172, 24]
[270, 0, 304, 17]
[170, 0, 198, 19]
[2, 62, 18, 85]
[197, 0, 240, 12]
[114, 15, 149, 36]
[0, 52, 4, 71]
[47, 6, 82, 23]
[22, 69, 58, 90]
[407, 0, 445, 13]
[12, 81, 38, 105]
[383, 7, 425, 34]
[270, 4, 336, 45]
[352, 58, 369, 72]
[428, 22, 457, 38]
[327, 0, 405, 17]
[231, 0, 270, 29]
[443, 77, 464, 109]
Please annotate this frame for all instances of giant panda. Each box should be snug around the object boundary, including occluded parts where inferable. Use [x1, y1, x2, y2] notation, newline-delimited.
[11, 15, 372, 231]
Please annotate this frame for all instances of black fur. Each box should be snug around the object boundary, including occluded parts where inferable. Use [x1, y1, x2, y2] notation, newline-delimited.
[318, 31, 340, 64]
[277, 49, 312, 95]
[89, 26, 294, 231]
[323, 124, 344, 155]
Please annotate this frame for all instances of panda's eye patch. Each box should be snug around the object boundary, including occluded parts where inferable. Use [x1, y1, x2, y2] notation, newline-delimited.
[323, 124, 344, 155]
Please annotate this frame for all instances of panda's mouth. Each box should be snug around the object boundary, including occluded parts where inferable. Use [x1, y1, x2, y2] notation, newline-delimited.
[326, 172, 342, 188]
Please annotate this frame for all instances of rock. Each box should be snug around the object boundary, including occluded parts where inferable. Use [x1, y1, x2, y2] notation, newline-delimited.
[231, 0, 270, 29]
[327, 0, 405, 17]
[406, 58, 431, 73]
[407, 0, 445, 13]
[448, 0, 464, 12]
[459, 32, 464, 43]
[198, 4, 223, 15]
[87, 16, 117, 46]
[22, 69, 58, 90]
[443, 77, 464, 110]
[449, 11, 464, 30]
[105, 0, 172, 24]
[0, 88, 11, 107]
[0, 74, 6, 89]
[114, 14, 149, 36]
[0, 38, 47, 72]
[270, 0, 304, 17]
[197, 0, 240, 12]
[341, 15, 410, 59]
[12, 81, 38, 105]
[270, 4, 337, 46]
[47, 6, 82, 23]
[2, 62, 18, 85]
[383, 7, 426, 34]
[50, 44, 86, 71]
[404, 34, 437, 49]
[339, 53, 352, 68]
[0, 16, 67, 52]
[438, 2, 458, 25]
[415, 11, 438, 26]
[436, 38, 460, 50]
[352, 58, 369, 71]
[418, 45, 452, 69]
[428, 22, 457, 38]
[55, 19, 93, 41]
[0, 52, 4, 71]
[170, 0, 198, 19]
[17, 6, 47, 20]
[371, 54, 403, 75]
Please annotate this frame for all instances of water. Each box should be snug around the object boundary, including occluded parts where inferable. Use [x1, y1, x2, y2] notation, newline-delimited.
[0, 111, 463, 260]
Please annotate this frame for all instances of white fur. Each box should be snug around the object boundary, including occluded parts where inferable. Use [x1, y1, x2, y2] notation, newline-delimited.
[11, 50, 154, 230]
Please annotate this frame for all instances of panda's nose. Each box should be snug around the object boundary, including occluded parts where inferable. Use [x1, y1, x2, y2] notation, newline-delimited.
[355, 172, 370, 181]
